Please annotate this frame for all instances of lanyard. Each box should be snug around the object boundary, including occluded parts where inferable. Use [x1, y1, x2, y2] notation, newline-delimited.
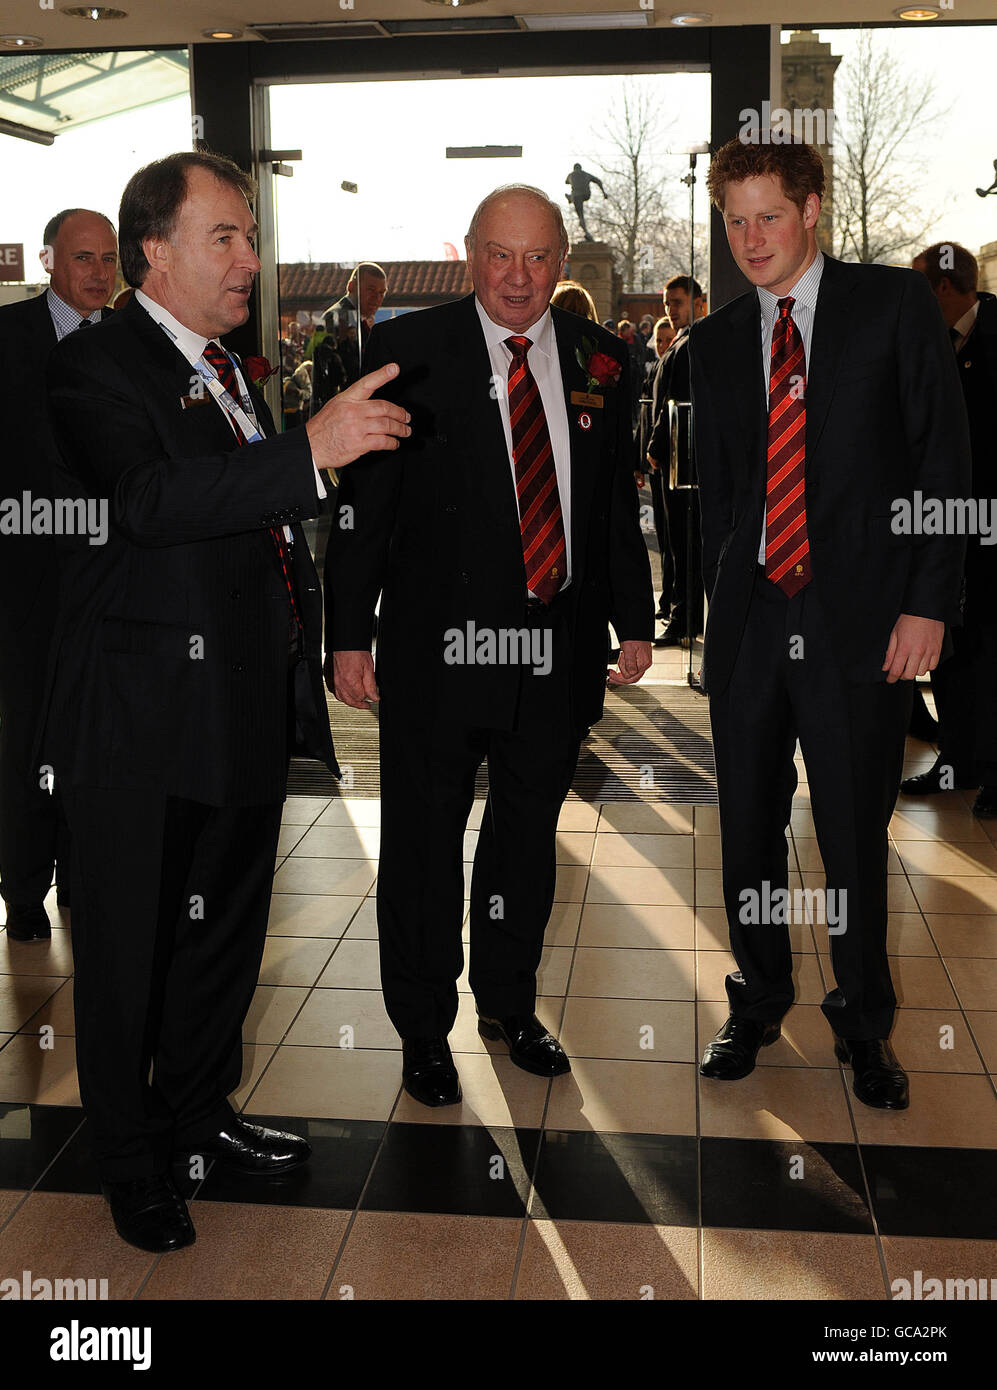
[157, 320, 264, 443]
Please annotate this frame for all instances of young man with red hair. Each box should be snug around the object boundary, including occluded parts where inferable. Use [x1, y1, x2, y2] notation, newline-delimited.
[690, 138, 970, 1108]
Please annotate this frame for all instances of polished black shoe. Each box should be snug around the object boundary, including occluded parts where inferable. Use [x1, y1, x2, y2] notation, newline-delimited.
[654, 620, 684, 648]
[402, 1036, 461, 1107]
[700, 1015, 781, 1080]
[477, 1013, 571, 1077]
[900, 762, 977, 796]
[4, 905, 51, 942]
[973, 786, 997, 819]
[187, 1118, 311, 1173]
[101, 1174, 195, 1253]
[834, 1036, 909, 1110]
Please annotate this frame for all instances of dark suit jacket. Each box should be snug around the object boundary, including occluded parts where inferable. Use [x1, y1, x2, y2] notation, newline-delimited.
[39, 295, 337, 803]
[647, 325, 691, 466]
[956, 290, 997, 614]
[690, 255, 972, 696]
[325, 293, 654, 733]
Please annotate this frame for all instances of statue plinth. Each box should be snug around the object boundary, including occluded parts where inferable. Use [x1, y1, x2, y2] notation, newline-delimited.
[565, 240, 619, 324]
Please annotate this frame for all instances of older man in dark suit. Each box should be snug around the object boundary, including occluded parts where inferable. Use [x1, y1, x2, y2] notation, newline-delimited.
[42, 150, 408, 1253]
[690, 139, 971, 1109]
[0, 208, 117, 942]
[325, 184, 654, 1108]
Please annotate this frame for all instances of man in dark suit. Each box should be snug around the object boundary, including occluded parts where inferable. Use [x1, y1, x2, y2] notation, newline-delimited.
[0, 208, 117, 943]
[901, 242, 997, 819]
[314, 261, 388, 406]
[690, 140, 970, 1109]
[646, 274, 707, 647]
[325, 185, 653, 1106]
[42, 150, 408, 1252]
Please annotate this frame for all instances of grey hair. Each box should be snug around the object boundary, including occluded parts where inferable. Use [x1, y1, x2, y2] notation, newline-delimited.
[466, 184, 569, 258]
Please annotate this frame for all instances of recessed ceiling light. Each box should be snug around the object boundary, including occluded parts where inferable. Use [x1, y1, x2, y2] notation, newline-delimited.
[422, 0, 488, 7]
[201, 28, 242, 39]
[0, 33, 44, 47]
[671, 11, 712, 23]
[61, 6, 128, 20]
[521, 11, 650, 29]
[894, 5, 940, 17]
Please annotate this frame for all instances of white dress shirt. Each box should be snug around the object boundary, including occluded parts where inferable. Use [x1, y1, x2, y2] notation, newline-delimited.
[46, 287, 104, 341]
[951, 300, 979, 355]
[134, 289, 326, 528]
[756, 250, 824, 563]
[475, 297, 573, 590]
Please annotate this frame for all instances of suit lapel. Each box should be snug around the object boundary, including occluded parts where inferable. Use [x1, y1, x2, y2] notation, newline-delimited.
[805, 255, 860, 460]
[721, 293, 767, 479]
[444, 295, 520, 527]
[552, 308, 605, 578]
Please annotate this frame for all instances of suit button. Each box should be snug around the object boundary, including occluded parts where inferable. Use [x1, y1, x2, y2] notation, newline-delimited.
[445, 504, 457, 513]
[460, 571, 470, 583]
[231, 662, 245, 673]
[438, 433, 448, 445]
[230, 589, 241, 600]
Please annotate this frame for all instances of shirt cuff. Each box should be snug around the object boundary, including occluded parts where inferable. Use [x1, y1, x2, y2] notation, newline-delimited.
[313, 462, 328, 500]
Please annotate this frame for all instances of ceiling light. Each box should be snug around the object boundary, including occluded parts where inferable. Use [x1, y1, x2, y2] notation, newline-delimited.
[893, 5, 940, 16]
[422, 0, 489, 7]
[520, 11, 650, 29]
[671, 11, 712, 23]
[61, 6, 128, 19]
[0, 33, 44, 47]
[201, 28, 242, 39]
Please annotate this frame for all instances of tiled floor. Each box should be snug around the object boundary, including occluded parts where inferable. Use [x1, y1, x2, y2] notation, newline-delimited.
[1, 657, 995, 1300]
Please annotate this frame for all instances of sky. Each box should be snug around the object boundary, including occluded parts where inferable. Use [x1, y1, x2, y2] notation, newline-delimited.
[3, 25, 996, 289]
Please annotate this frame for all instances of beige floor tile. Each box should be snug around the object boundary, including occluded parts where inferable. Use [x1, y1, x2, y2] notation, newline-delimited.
[231, 1043, 276, 1109]
[890, 1009, 983, 1073]
[598, 804, 695, 834]
[965, 1012, 997, 1071]
[0, 1032, 79, 1106]
[556, 802, 601, 831]
[885, 913, 937, 956]
[791, 838, 904, 876]
[343, 898, 378, 939]
[334, 1212, 522, 1300]
[697, 950, 827, 1005]
[697, 869, 806, 909]
[0, 1192, 154, 1296]
[702, 1229, 885, 1300]
[271, 857, 378, 897]
[284, 988, 397, 1050]
[276, 824, 308, 857]
[789, 808, 817, 835]
[909, 875, 997, 914]
[544, 1057, 697, 1135]
[21, 978, 74, 1036]
[314, 799, 383, 828]
[267, 892, 363, 938]
[280, 795, 332, 825]
[316, 938, 382, 990]
[697, 1001, 838, 1068]
[699, 1064, 854, 1142]
[946, 957, 997, 1011]
[897, 840, 997, 877]
[926, 914, 997, 957]
[0, 1189, 25, 1226]
[848, 1072, 997, 1148]
[0, 929, 74, 978]
[391, 1051, 550, 1128]
[243, 985, 309, 1046]
[515, 1220, 699, 1300]
[694, 905, 815, 954]
[543, 901, 583, 947]
[560, 997, 694, 1062]
[693, 836, 725, 869]
[819, 953, 958, 1010]
[258, 936, 336, 988]
[242, 1044, 401, 1121]
[141, 1203, 349, 1300]
[882, 1236, 997, 1301]
[568, 946, 695, 1001]
[890, 806, 990, 841]
[592, 834, 694, 869]
[694, 806, 720, 834]
[588, 865, 694, 907]
[0, 1036, 12, 1056]
[552, 832, 596, 866]
[455, 944, 572, 998]
[578, 903, 695, 950]
[291, 824, 381, 858]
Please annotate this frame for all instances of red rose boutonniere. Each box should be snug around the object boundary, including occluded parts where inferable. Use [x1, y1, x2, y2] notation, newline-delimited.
[242, 355, 280, 388]
[574, 337, 622, 394]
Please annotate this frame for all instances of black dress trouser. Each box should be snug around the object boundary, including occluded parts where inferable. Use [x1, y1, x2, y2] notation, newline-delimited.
[375, 603, 582, 1039]
[709, 568, 913, 1041]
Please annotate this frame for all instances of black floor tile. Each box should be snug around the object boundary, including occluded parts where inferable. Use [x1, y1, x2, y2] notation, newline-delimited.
[531, 1130, 698, 1225]
[0, 1105, 85, 1190]
[195, 1116, 384, 1209]
[701, 1138, 873, 1234]
[362, 1123, 539, 1217]
[862, 1145, 997, 1239]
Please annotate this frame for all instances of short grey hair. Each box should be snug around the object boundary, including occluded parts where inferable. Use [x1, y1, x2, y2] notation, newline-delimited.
[466, 184, 569, 258]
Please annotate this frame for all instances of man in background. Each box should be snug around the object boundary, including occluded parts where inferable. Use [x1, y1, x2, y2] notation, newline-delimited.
[0, 208, 117, 942]
[314, 261, 388, 407]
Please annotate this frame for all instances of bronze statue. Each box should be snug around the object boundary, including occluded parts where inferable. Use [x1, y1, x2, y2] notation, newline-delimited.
[565, 163, 606, 242]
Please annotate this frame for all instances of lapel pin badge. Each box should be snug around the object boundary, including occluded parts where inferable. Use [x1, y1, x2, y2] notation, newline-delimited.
[578, 411, 592, 430]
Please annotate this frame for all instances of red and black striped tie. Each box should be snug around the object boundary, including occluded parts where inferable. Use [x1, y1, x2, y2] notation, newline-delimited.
[201, 340, 302, 637]
[764, 297, 811, 596]
[505, 335, 565, 605]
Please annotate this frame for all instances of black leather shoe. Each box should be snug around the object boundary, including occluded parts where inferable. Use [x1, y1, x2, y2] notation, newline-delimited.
[900, 762, 977, 795]
[4, 905, 51, 942]
[973, 786, 997, 819]
[402, 1037, 461, 1106]
[477, 1013, 571, 1077]
[700, 1015, 781, 1080]
[101, 1174, 195, 1253]
[834, 1036, 909, 1110]
[187, 1118, 311, 1173]
[654, 620, 684, 648]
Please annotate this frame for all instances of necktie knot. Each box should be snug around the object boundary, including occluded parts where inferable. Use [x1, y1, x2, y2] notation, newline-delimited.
[78, 317, 93, 329]
[505, 335, 532, 364]
[777, 296, 795, 321]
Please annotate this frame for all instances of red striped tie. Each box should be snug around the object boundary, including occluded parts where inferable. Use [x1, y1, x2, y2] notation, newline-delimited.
[202, 341, 303, 637]
[764, 297, 811, 596]
[505, 335, 565, 605]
